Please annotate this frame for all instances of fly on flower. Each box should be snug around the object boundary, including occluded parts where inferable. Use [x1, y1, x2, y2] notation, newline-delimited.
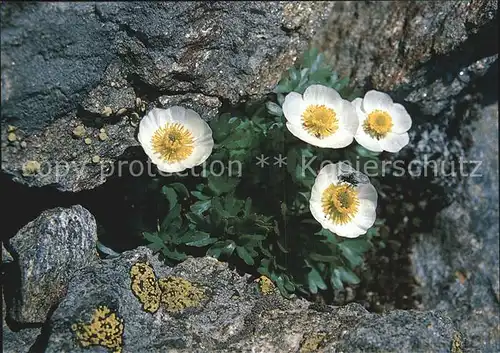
[138, 106, 214, 173]
[309, 162, 377, 238]
[282, 84, 358, 148]
[353, 90, 412, 153]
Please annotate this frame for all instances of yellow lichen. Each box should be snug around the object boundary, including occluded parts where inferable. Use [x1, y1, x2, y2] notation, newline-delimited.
[73, 125, 86, 138]
[102, 106, 113, 117]
[22, 160, 41, 176]
[7, 132, 17, 142]
[158, 276, 204, 313]
[299, 332, 328, 353]
[71, 305, 124, 353]
[8, 125, 16, 132]
[99, 132, 108, 141]
[92, 155, 101, 164]
[129, 262, 161, 313]
[84, 137, 92, 145]
[255, 276, 275, 295]
[451, 331, 463, 353]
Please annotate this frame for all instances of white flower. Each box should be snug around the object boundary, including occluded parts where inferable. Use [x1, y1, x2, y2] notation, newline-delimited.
[138, 106, 214, 173]
[282, 84, 358, 148]
[309, 162, 377, 238]
[353, 90, 412, 153]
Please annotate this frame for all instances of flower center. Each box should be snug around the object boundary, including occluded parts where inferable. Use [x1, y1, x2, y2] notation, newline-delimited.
[363, 110, 393, 139]
[301, 104, 338, 139]
[151, 123, 194, 162]
[321, 183, 359, 225]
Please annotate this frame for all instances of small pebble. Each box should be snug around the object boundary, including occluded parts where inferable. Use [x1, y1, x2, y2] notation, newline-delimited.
[98, 132, 108, 141]
[116, 108, 127, 116]
[7, 132, 17, 142]
[84, 137, 92, 145]
[100, 128, 106, 133]
[92, 155, 101, 163]
[20, 141, 27, 148]
[101, 106, 113, 117]
[135, 97, 142, 108]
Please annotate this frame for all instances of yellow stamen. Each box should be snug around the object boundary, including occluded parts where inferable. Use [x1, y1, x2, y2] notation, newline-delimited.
[321, 183, 359, 225]
[151, 123, 194, 162]
[363, 110, 393, 139]
[301, 104, 338, 139]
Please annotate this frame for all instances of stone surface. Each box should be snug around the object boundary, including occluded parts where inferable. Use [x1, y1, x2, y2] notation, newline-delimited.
[4, 205, 98, 323]
[44, 247, 460, 353]
[411, 103, 500, 353]
[2, 320, 41, 353]
[0, 1, 333, 192]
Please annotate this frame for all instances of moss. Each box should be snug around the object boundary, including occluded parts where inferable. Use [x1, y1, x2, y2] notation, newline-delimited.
[158, 276, 205, 313]
[22, 160, 41, 176]
[451, 331, 463, 353]
[255, 275, 275, 295]
[299, 332, 328, 353]
[71, 305, 124, 353]
[129, 262, 161, 314]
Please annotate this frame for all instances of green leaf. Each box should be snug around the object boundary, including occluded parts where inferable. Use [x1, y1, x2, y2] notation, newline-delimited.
[277, 93, 285, 106]
[236, 246, 255, 265]
[169, 182, 189, 198]
[161, 247, 187, 261]
[307, 266, 327, 293]
[330, 268, 344, 290]
[339, 244, 364, 267]
[244, 198, 252, 216]
[309, 253, 337, 262]
[338, 267, 361, 284]
[161, 203, 181, 231]
[191, 191, 211, 200]
[176, 230, 210, 245]
[208, 174, 240, 195]
[190, 199, 212, 215]
[186, 236, 218, 247]
[266, 101, 283, 117]
[162, 186, 178, 209]
[96, 241, 121, 258]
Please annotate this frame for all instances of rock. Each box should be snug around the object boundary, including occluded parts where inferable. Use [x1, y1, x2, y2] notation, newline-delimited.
[158, 94, 221, 121]
[1, 2, 333, 191]
[411, 103, 500, 353]
[44, 247, 459, 353]
[2, 242, 13, 263]
[4, 205, 98, 324]
[2, 320, 41, 353]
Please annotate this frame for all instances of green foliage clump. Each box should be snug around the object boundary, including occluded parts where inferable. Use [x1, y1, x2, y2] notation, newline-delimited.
[142, 48, 385, 298]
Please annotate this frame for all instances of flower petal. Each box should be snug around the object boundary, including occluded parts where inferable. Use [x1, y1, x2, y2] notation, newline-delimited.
[282, 92, 306, 125]
[353, 199, 377, 231]
[356, 183, 378, 204]
[330, 221, 366, 238]
[354, 127, 383, 153]
[303, 84, 342, 107]
[338, 99, 359, 135]
[362, 90, 393, 112]
[286, 122, 331, 148]
[380, 132, 410, 153]
[389, 103, 412, 133]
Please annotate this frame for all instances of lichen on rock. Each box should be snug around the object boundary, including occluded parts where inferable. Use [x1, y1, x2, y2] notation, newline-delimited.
[71, 305, 124, 353]
[158, 276, 205, 313]
[129, 262, 161, 314]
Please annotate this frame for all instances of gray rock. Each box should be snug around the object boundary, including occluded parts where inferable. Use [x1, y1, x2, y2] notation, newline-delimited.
[4, 205, 98, 324]
[411, 103, 500, 353]
[2, 321, 41, 353]
[1, 1, 332, 191]
[45, 247, 460, 353]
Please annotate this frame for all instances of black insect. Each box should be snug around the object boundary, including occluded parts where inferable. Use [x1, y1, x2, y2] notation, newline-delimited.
[338, 172, 369, 186]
